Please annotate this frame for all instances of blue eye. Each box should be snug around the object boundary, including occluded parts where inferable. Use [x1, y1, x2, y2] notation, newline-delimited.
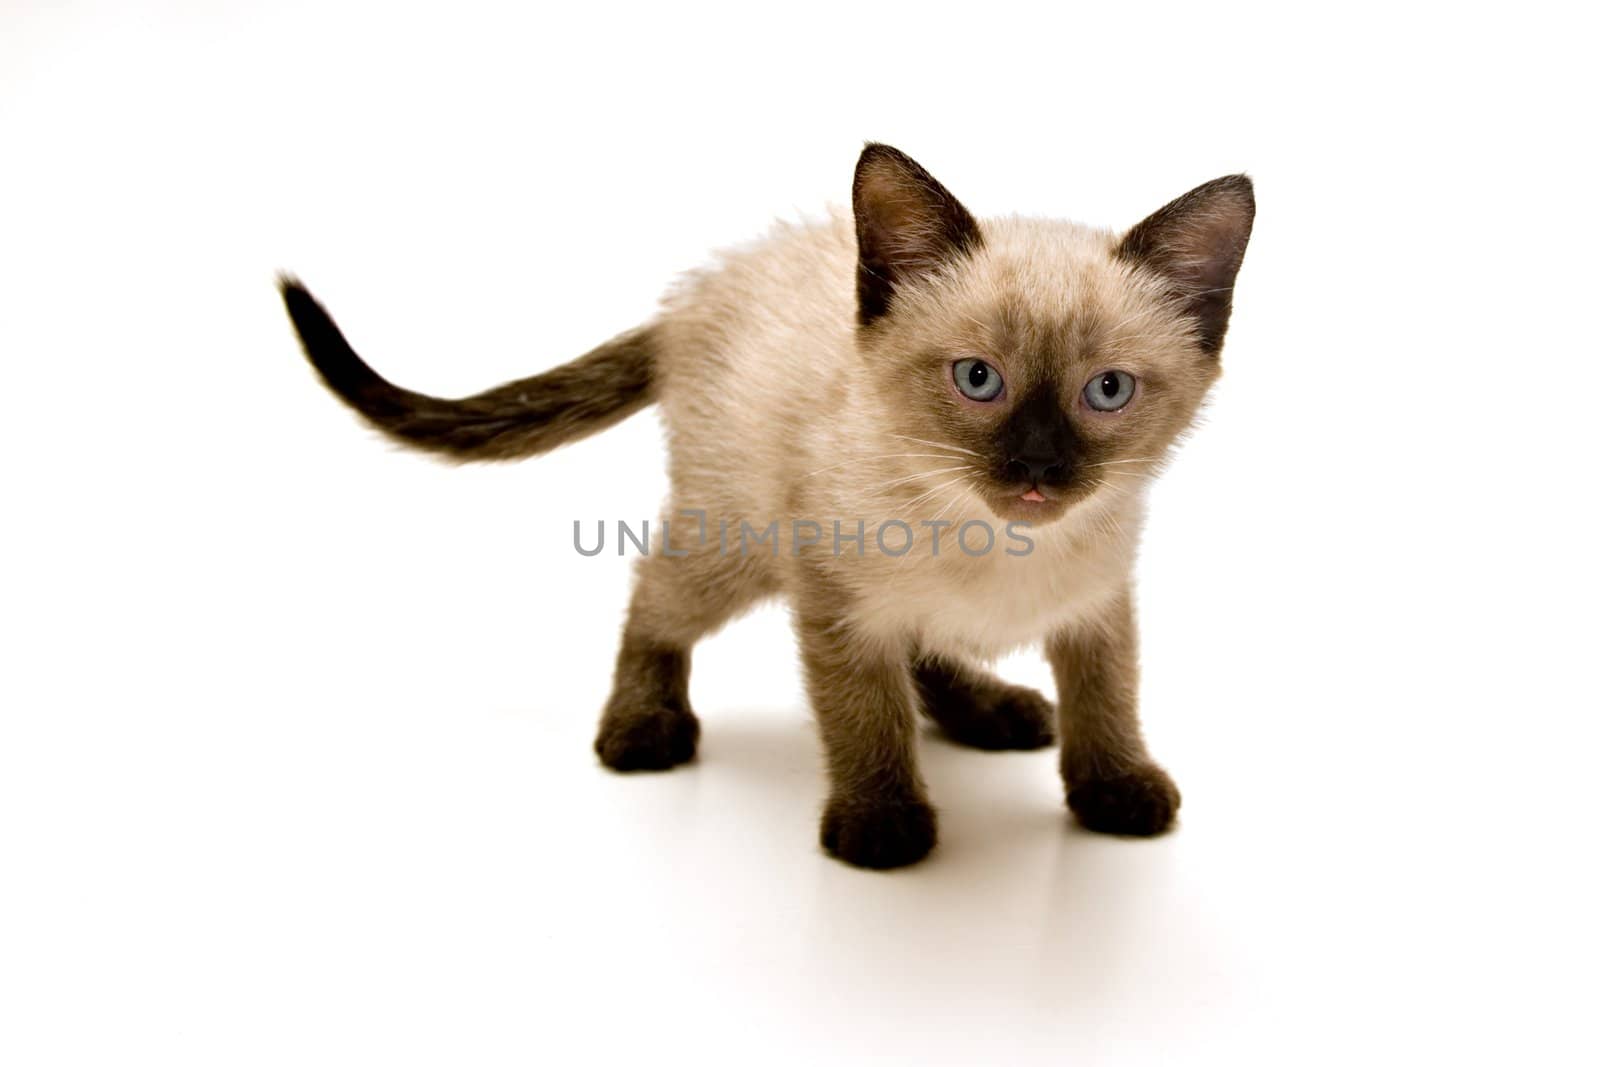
[1084, 370, 1136, 412]
[952, 358, 1003, 401]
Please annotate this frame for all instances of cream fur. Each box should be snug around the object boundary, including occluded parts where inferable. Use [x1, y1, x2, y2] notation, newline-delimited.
[649, 209, 1200, 660]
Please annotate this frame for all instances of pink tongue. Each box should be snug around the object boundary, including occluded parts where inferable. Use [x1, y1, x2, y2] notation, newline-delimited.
[1021, 489, 1046, 502]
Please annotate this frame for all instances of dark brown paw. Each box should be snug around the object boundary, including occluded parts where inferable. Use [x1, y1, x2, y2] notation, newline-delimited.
[820, 796, 937, 869]
[928, 685, 1055, 751]
[594, 709, 699, 772]
[1067, 764, 1180, 836]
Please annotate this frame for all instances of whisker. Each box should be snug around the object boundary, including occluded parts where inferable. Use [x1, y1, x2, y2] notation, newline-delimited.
[879, 465, 976, 491]
[900, 473, 975, 511]
[891, 480, 974, 571]
[801, 452, 973, 479]
[887, 434, 981, 458]
[928, 488, 968, 524]
[1081, 456, 1163, 470]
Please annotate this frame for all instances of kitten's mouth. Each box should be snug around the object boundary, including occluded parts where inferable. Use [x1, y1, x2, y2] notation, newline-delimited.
[981, 482, 1072, 525]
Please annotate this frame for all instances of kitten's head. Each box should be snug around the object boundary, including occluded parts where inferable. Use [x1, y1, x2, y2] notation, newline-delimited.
[852, 143, 1254, 526]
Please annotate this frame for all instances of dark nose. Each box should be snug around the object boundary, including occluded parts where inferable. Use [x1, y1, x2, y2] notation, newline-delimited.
[1005, 453, 1067, 485]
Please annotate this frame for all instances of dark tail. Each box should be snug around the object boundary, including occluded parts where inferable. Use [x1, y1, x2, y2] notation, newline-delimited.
[278, 277, 657, 461]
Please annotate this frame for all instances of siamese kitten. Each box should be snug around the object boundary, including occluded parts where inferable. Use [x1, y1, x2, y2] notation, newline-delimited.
[281, 144, 1254, 869]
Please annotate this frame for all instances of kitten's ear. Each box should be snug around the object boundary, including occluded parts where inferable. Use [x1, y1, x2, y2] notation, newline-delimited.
[853, 143, 983, 327]
[1117, 175, 1255, 355]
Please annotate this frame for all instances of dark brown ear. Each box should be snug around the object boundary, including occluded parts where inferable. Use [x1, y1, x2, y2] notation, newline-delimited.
[853, 143, 983, 327]
[1117, 175, 1255, 355]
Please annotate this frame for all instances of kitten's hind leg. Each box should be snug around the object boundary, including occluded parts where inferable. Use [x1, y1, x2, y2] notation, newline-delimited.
[914, 654, 1056, 751]
[593, 539, 769, 772]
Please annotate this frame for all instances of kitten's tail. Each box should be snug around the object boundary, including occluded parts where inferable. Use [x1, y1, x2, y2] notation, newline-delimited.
[278, 277, 656, 462]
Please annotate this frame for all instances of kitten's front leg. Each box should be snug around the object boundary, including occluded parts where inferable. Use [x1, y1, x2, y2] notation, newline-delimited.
[795, 595, 935, 869]
[1045, 589, 1180, 836]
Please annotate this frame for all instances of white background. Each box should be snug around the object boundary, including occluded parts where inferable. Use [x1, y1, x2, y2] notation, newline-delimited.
[3, 2, 1596, 1064]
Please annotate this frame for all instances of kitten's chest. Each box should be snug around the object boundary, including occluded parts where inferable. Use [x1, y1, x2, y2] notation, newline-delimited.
[852, 527, 1130, 659]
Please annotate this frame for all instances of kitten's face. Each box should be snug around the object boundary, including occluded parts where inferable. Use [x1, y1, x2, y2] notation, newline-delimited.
[852, 145, 1253, 527]
[863, 230, 1222, 525]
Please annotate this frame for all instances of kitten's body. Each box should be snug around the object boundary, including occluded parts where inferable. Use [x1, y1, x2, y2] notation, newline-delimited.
[655, 210, 1139, 660]
[282, 145, 1253, 868]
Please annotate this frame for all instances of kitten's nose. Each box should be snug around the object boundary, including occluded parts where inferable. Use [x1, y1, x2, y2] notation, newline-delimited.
[1006, 454, 1067, 485]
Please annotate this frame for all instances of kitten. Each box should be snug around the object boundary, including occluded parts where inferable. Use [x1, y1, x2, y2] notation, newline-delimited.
[280, 144, 1254, 869]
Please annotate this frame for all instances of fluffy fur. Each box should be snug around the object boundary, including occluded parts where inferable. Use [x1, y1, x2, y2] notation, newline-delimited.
[282, 144, 1254, 869]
